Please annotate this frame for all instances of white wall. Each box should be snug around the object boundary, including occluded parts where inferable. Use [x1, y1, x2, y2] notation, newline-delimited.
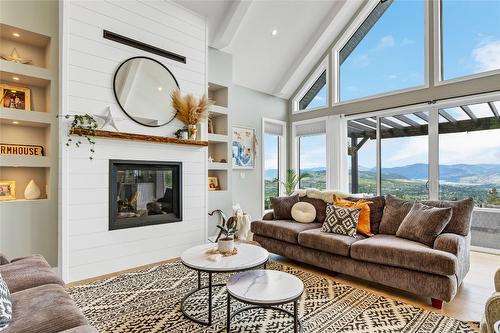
[231, 86, 287, 220]
[59, 0, 207, 282]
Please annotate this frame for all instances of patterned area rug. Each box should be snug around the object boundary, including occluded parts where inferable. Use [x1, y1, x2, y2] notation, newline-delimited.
[67, 260, 479, 333]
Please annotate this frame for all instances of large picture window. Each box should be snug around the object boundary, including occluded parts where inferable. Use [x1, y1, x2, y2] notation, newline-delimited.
[440, 0, 500, 81]
[263, 119, 286, 210]
[339, 0, 425, 102]
[345, 97, 500, 251]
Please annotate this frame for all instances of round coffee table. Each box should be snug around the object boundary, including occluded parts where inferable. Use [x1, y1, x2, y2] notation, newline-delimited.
[180, 243, 269, 325]
[226, 270, 304, 333]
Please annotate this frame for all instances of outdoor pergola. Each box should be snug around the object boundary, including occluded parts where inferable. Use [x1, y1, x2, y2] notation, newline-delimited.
[348, 100, 500, 193]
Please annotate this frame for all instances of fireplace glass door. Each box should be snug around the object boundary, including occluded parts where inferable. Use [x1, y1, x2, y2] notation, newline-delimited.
[109, 160, 182, 230]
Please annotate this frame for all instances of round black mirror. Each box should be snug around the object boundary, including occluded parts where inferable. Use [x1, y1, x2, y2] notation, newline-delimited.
[113, 56, 179, 127]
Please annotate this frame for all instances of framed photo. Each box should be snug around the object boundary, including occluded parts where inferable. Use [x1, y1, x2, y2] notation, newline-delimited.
[208, 176, 219, 191]
[208, 117, 214, 134]
[232, 126, 256, 169]
[0, 181, 16, 201]
[0, 84, 31, 111]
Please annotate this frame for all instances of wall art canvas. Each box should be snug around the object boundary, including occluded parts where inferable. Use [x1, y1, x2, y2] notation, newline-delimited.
[232, 126, 255, 169]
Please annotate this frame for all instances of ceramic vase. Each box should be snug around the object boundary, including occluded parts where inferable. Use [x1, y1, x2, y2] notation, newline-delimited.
[217, 238, 234, 253]
[24, 179, 41, 200]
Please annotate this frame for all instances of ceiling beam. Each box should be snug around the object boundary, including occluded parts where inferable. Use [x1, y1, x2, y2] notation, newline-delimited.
[272, 1, 363, 98]
[460, 105, 477, 120]
[414, 112, 429, 122]
[488, 102, 499, 118]
[212, 0, 253, 50]
[348, 121, 376, 132]
[393, 114, 421, 127]
[353, 118, 377, 129]
[379, 117, 405, 129]
[439, 110, 456, 123]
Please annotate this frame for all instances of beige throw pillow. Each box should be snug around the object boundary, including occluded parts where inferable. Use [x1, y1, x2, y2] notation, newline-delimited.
[291, 202, 316, 223]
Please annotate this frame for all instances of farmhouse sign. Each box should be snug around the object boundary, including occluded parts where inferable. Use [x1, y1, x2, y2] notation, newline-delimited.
[0, 143, 44, 156]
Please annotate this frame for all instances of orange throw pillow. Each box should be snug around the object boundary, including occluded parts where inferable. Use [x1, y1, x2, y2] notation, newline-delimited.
[333, 195, 374, 237]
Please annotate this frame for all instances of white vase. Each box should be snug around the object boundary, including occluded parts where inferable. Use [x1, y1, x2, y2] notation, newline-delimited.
[24, 179, 41, 200]
[217, 238, 234, 253]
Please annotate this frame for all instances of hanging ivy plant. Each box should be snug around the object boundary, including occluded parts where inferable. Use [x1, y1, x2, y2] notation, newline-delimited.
[61, 114, 98, 160]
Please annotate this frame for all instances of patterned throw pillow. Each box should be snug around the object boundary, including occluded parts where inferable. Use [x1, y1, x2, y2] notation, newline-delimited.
[0, 274, 12, 330]
[321, 204, 361, 237]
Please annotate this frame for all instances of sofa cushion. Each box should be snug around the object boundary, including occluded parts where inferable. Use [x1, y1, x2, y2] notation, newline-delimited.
[421, 197, 474, 236]
[334, 196, 373, 237]
[291, 202, 316, 223]
[396, 202, 452, 247]
[298, 228, 364, 257]
[299, 196, 327, 222]
[0, 274, 12, 330]
[379, 195, 414, 235]
[5, 284, 88, 333]
[271, 195, 299, 220]
[321, 204, 360, 237]
[347, 196, 385, 234]
[251, 220, 322, 244]
[0, 255, 64, 294]
[350, 234, 458, 276]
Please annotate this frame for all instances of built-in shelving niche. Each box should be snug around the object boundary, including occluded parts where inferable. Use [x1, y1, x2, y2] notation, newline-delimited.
[0, 167, 49, 200]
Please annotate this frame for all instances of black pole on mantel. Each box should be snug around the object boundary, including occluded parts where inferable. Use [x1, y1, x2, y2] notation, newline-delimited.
[103, 30, 186, 64]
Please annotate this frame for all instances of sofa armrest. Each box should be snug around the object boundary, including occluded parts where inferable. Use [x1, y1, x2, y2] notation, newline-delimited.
[262, 211, 274, 220]
[0, 253, 9, 265]
[434, 233, 470, 284]
[483, 292, 500, 333]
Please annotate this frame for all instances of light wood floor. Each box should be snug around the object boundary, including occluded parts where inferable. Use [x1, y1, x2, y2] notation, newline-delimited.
[67, 250, 499, 323]
[273, 250, 499, 322]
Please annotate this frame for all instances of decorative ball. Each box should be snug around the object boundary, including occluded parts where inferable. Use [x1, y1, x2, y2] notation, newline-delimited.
[291, 202, 316, 223]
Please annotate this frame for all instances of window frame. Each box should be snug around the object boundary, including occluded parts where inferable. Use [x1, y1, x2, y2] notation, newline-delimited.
[433, 0, 500, 86]
[292, 56, 330, 113]
[261, 118, 287, 214]
[331, 0, 430, 105]
[291, 117, 330, 189]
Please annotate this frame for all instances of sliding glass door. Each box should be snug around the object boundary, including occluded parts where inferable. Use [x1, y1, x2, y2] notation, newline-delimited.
[346, 95, 500, 251]
[380, 112, 429, 200]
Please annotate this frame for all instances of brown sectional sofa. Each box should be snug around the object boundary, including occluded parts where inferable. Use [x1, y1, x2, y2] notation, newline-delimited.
[0, 254, 96, 333]
[251, 195, 473, 308]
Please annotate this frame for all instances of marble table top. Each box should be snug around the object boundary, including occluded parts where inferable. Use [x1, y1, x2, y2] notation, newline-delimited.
[227, 270, 304, 304]
[181, 243, 269, 272]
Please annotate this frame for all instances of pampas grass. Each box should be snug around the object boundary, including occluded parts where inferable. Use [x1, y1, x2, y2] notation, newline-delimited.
[171, 89, 213, 125]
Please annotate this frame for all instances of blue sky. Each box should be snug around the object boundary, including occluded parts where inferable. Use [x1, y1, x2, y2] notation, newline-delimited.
[267, 0, 500, 172]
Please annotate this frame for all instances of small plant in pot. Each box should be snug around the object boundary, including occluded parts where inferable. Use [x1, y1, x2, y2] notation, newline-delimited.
[216, 217, 238, 254]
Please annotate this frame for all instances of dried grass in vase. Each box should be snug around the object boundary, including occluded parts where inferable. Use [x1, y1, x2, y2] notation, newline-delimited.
[171, 89, 213, 125]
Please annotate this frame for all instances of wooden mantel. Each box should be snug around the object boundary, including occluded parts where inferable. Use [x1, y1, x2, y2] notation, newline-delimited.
[70, 128, 208, 147]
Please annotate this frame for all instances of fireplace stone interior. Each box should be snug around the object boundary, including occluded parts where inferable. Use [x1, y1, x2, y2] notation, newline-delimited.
[109, 160, 182, 230]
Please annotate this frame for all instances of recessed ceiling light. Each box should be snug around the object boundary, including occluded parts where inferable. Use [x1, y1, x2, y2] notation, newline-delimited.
[12, 77, 20, 81]
[157, 86, 163, 91]
[12, 121, 19, 125]
[12, 32, 20, 37]
[271, 29, 278, 36]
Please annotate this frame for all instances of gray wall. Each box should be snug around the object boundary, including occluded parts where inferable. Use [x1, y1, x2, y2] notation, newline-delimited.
[230, 85, 287, 220]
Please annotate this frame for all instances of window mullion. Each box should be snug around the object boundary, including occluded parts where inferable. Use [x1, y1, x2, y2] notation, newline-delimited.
[428, 107, 440, 200]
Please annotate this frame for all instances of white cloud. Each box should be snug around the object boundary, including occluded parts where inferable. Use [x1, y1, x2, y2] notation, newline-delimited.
[313, 95, 325, 102]
[351, 54, 371, 68]
[387, 73, 398, 79]
[373, 35, 395, 51]
[401, 37, 415, 46]
[472, 39, 500, 72]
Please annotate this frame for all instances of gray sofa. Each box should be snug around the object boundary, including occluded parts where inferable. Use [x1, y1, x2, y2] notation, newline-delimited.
[0, 254, 96, 333]
[251, 194, 474, 309]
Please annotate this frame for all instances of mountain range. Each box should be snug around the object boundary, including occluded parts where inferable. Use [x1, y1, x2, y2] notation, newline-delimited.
[265, 163, 500, 185]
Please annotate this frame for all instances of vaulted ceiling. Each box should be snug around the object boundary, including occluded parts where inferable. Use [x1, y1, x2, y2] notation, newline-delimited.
[175, 0, 364, 99]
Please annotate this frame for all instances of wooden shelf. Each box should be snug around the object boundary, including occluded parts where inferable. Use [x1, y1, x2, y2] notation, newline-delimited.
[0, 107, 52, 127]
[0, 155, 50, 167]
[70, 128, 208, 147]
[208, 162, 228, 170]
[208, 133, 228, 142]
[209, 105, 228, 116]
[0, 60, 52, 83]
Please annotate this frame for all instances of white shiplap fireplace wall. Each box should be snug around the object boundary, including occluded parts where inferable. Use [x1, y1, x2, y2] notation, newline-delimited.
[59, 0, 207, 283]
